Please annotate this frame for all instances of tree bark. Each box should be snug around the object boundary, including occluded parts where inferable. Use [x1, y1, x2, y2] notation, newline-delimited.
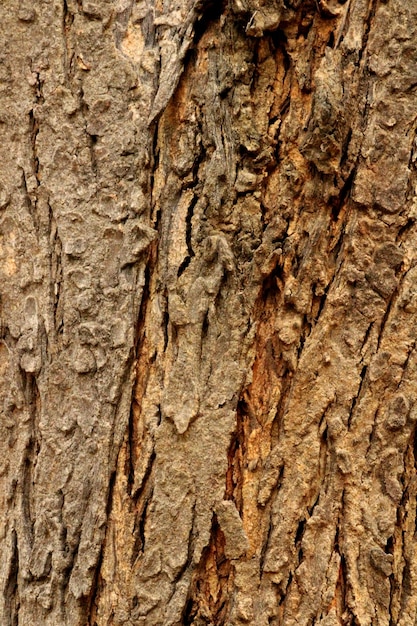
[1, 0, 417, 624]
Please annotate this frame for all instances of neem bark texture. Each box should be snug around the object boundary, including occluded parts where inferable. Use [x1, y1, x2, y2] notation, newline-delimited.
[1, 1, 417, 625]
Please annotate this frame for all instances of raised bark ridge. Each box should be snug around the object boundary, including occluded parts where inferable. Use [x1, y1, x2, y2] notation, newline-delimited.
[1, 1, 417, 625]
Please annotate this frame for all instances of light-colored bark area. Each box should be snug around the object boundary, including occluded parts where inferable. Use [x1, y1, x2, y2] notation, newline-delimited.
[1, 1, 417, 625]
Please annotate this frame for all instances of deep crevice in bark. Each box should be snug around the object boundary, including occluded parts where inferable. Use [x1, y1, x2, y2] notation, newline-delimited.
[5, 530, 19, 626]
[184, 515, 233, 626]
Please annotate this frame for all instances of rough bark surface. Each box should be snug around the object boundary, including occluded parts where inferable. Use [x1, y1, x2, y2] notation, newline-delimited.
[1, 0, 417, 625]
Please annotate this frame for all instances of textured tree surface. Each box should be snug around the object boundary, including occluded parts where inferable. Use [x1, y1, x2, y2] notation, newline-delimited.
[1, 0, 417, 624]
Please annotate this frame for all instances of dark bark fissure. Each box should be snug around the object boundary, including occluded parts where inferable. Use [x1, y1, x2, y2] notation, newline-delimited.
[193, 0, 225, 46]
[184, 515, 233, 626]
[225, 400, 245, 512]
[28, 110, 40, 185]
[177, 194, 198, 278]
[396, 217, 416, 243]
[127, 251, 155, 496]
[22, 372, 41, 521]
[150, 122, 160, 219]
[86, 524, 107, 626]
[62, 0, 75, 72]
[5, 530, 19, 626]
[358, 0, 379, 64]
[347, 364, 367, 429]
[131, 486, 153, 565]
[49, 208, 63, 338]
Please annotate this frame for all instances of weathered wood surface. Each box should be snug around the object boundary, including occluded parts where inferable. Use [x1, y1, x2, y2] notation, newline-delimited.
[1, 1, 417, 624]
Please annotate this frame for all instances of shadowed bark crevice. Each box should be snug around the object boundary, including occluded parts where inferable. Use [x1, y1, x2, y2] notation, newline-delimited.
[183, 515, 233, 626]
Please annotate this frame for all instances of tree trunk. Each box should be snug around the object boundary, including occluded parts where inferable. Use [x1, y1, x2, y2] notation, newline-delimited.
[1, 0, 417, 624]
